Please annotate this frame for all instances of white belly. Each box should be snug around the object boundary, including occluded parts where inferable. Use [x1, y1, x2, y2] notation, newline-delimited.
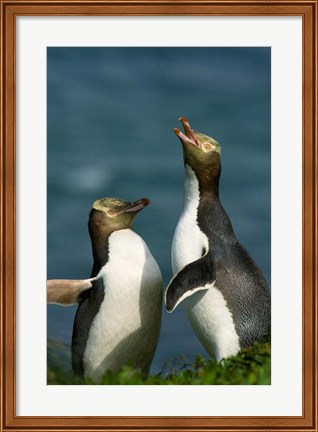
[172, 165, 240, 360]
[83, 229, 162, 382]
[184, 288, 240, 361]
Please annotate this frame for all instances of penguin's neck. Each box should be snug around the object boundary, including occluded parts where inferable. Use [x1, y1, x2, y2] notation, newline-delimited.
[89, 232, 110, 278]
[183, 164, 235, 240]
[183, 164, 220, 210]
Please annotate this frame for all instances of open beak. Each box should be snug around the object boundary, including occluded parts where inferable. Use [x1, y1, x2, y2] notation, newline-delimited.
[174, 117, 200, 147]
[118, 198, 150, 214]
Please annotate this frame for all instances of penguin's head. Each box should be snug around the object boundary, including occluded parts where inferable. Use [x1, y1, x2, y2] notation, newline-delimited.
[89, 197, 150, 234]
[174, 117, 221, 183]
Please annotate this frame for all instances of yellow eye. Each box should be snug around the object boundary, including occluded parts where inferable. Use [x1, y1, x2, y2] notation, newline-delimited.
[203, 142, 212, 152]
[107, 209, 116, 216]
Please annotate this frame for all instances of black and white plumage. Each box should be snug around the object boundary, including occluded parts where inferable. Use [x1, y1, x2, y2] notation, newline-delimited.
[165, 117, 271, 361]
[48, 197, 162, 382]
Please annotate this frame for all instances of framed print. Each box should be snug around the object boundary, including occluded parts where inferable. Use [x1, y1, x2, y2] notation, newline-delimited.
[1, 1, 317, 431]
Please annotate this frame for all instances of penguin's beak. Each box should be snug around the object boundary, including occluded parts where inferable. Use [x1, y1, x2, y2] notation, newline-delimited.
[118, 198, 150, 214]
[174, 117, 200, 147]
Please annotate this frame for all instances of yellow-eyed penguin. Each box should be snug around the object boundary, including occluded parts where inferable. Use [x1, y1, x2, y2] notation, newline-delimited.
[165, 117, 271, 361]
[48, 197, 162, 382]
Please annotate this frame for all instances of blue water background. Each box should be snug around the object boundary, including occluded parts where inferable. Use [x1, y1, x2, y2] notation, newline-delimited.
[47, 47, 271, 375]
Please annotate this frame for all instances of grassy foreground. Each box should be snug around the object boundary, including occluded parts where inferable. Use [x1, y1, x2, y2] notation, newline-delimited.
[48, 335, 270, 385]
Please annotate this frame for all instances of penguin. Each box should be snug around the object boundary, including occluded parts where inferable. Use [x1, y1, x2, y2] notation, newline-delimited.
[165, 117, 271, 362]
[48, 197, 162, 383]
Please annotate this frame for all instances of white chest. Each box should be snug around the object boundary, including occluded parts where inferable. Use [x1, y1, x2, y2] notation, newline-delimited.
[83, 229, 162, 381]
[171, 165, 208, 273]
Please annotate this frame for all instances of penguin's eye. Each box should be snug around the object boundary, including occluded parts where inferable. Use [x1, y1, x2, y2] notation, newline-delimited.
[202, 142, 212, 152]
[107, 209, 116, 217]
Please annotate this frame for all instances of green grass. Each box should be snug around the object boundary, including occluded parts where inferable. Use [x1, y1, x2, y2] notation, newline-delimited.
[47, 335, 270, 385]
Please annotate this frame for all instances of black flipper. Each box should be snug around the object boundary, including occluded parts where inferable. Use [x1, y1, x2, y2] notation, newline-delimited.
[165, 250, 216, 313]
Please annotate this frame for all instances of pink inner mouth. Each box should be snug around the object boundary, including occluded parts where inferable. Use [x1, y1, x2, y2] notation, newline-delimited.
[174, 129, 199, 147]
[177, 117, 200, 147]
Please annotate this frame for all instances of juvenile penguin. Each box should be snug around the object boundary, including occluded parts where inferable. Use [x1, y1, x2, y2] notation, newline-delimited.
[49, 197, 163, 382]
[165, 117, 271, 361]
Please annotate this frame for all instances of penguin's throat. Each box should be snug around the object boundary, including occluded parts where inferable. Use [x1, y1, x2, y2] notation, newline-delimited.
[184, 165, 219, 207]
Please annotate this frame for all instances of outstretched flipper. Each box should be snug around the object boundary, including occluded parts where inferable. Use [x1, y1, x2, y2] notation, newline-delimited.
[165, 251, 216, 313]
[47, 278, 95, 306]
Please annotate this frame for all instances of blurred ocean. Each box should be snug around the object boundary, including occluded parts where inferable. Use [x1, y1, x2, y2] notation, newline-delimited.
[47, 47, 271, 376]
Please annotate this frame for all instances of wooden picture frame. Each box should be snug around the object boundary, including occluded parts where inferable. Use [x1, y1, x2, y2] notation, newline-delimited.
[1, 1, 317, 431]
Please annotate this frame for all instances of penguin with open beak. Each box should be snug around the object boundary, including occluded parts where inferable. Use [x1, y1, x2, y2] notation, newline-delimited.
[165, 117, 270, 361]
[48, 197, 163, 383]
